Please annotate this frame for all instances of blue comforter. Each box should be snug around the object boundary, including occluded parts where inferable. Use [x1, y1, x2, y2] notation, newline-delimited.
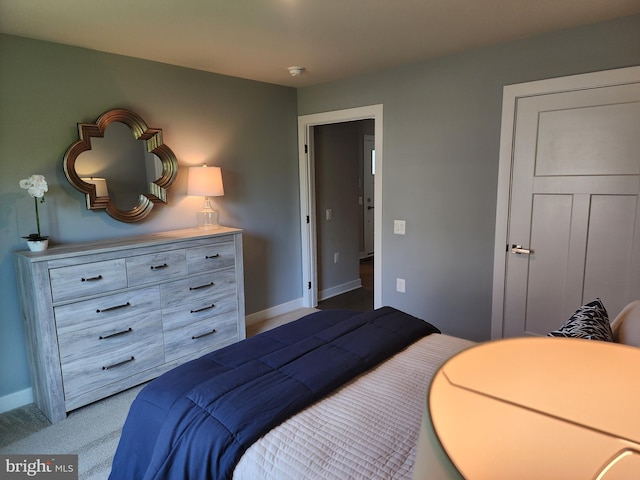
[109, 307, 440, 479]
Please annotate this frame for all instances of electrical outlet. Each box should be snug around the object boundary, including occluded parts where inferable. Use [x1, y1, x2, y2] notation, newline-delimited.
[326, 209, 332, 221]
[394, 220, 406, 235]
[396, 278, 405, 293]
[334, 252, 340, 263]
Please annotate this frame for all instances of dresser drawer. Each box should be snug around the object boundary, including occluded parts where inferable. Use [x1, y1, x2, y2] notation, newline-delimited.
[49, 258, 127, 302]
[57, 309, 162, 365]
[126, 249, 187, 286]
[186, 241, 236, 274]
[54, 286, 160, 333]
[60, 328, 164, 401]
[162, 282, 237, 329]
[160, 269, 237, 309]
[163, 310, 239, 362]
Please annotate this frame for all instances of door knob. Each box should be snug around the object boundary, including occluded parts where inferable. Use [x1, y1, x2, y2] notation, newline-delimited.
[511, 244, 533, 255]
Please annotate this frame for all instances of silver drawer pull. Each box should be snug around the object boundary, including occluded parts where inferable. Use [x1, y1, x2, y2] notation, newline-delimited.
[205, 254, 220, 259]
[102, 356, 135, 370]
[192, 329, 217, 340]
[150, 263, 168, 270]
[99, 327, 133, 340]
[96, 301, 131, 313]
[190, 304, 215, 313]
[189, 282, 215, 291]
[82, 275, 103, 282]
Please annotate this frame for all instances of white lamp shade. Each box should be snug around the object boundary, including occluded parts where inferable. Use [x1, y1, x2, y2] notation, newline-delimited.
[187, 166, 224, 197]
[82, 177, 109, 197]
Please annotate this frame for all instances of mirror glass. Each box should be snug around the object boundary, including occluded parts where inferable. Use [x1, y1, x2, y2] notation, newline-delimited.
[63, 109, 178, 223]
[75, 122, 163, 212]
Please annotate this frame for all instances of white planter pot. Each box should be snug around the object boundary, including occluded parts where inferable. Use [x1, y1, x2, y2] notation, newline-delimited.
[27, 239, 49, 252]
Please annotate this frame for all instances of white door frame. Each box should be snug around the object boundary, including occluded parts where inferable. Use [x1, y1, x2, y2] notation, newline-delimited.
[298, 104, 383, 308]
[491, 66, 640, 339]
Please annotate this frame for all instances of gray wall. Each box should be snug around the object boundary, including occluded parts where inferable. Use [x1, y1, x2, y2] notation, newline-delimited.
[298, 14, 640, 341]
[0, 34, 300, 400]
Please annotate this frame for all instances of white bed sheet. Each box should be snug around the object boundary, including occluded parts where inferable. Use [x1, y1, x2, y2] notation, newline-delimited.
[234, 333, 475, 480]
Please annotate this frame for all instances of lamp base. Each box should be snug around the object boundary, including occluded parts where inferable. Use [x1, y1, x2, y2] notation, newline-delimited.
[196, 210, 220, 229]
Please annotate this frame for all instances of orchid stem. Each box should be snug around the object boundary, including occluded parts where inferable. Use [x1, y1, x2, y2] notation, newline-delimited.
[34, 196, 41, 238]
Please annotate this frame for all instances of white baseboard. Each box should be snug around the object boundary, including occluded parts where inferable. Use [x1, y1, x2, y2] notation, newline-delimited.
[0, 387, 33, 413]
[319, 279, 362, 302]
[245, 297, 307, 327]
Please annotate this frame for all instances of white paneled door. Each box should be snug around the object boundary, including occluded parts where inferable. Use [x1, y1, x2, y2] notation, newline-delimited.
[362, 134, 375, 258]
[493, 67, 640, 338]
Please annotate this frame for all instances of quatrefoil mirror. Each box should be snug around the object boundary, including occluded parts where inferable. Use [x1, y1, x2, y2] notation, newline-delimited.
[63, 109, 179, 223]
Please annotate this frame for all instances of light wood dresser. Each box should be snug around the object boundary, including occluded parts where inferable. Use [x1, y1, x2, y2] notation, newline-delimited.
[13, 227, 245, 423]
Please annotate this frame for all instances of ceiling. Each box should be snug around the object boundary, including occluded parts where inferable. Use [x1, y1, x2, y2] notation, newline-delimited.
[2, 0, 640, 88]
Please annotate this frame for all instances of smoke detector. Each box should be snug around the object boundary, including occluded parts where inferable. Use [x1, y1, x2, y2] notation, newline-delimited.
[288, 66, 305, 77]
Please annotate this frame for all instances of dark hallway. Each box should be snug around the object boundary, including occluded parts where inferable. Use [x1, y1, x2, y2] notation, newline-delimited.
[317, 257, 373, 312]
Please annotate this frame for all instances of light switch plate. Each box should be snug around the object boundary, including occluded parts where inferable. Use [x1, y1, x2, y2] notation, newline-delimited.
[394, 220, 406, 235]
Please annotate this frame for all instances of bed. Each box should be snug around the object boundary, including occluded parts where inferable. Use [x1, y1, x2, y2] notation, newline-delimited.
[413, 299, 640, 479]
[109, 306, 475, 479]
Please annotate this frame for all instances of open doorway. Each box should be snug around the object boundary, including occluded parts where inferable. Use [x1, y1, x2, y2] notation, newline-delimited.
[297, 105, 383, 309]
[312, 120, 374, 311]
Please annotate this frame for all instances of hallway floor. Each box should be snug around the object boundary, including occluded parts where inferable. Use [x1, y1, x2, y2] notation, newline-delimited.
[317, 257, 373, 312]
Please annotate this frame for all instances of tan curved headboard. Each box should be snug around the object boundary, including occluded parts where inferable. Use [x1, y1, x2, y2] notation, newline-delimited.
[610, 300, 640, 348]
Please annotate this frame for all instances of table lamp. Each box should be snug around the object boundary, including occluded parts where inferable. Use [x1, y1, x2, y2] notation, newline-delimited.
[187, 164, 224, 228]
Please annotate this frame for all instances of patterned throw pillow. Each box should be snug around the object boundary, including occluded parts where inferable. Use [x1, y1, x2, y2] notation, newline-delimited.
[547, 298, 614, 342]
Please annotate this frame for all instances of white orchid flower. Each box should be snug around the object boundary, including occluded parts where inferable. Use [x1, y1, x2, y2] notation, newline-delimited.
[19, 174, 48, 199]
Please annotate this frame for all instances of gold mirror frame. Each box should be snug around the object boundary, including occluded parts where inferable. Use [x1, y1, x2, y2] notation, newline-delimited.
[63, 109, 179, 223]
